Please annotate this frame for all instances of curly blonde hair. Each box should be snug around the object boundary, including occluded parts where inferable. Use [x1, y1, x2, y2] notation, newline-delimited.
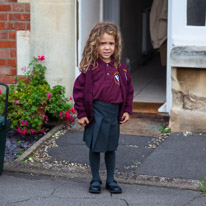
[79, 22, 122, 72]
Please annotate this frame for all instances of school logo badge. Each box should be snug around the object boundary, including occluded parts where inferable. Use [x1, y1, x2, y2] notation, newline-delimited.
[123, 68, 128, 81]
[114, 72, 120, 85]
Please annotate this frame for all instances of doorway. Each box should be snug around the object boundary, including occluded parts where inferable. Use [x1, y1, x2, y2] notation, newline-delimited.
[103, 0, 167, 114]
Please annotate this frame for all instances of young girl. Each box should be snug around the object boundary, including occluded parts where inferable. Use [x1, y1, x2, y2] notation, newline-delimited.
[73, 22, 134, 194]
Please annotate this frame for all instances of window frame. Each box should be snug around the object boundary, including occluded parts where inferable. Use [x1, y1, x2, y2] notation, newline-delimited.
[171, 0, 206, 46]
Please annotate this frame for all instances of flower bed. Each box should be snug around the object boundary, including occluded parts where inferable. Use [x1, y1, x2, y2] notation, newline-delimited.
[0, 56, 76, 136]
[1, 56, 76, 160]
[5, 128, 47, 161]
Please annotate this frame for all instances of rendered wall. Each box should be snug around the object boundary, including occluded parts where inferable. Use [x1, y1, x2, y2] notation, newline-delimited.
[29, 0, 76, 97]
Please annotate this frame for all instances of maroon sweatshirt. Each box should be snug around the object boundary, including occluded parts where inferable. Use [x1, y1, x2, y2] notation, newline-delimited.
[73, 59, 134, 123]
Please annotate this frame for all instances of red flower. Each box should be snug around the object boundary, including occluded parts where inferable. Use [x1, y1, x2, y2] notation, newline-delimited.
[38, 55, 45, 61]
[17, 128, 27, 135]
[0, 90, 1, 94]
[70, 116, 74, 122]
[71, 108, 76, 114]
[46, 92, 51, 99]
[69, 96, 73, 100]
[21, 120, 28, 126]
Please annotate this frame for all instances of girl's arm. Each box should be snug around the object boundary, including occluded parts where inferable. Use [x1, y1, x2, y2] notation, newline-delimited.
[124, 67, 134, 115]
[120, 66, 134, 124]
[73, 72, 88, 119]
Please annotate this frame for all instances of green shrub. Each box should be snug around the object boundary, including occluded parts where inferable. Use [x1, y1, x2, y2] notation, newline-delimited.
[0, 56, 76, 135]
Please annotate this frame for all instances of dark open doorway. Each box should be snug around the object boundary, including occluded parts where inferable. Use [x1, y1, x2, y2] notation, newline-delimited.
[103, 0, 167, 114]
[120, 0, 167, 113]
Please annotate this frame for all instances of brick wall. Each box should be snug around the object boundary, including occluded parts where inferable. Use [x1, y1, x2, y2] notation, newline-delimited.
[0, 0, 30, 84]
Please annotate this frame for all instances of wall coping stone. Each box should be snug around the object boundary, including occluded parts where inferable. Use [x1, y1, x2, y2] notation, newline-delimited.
[170, 46, 206, 68]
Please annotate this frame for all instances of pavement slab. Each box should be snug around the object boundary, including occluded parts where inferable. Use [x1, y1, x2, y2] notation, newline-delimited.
[136, 133, 206, 180]
[47, 130, 156, 173]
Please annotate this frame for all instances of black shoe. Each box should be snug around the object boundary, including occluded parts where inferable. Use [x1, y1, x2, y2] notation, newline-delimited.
[106, 180, 122, 194]
[89, 180, 102, 194]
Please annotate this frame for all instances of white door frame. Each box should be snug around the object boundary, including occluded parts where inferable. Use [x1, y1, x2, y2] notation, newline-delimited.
[164, 0, 173, 113]
[75, 0, 103, 77]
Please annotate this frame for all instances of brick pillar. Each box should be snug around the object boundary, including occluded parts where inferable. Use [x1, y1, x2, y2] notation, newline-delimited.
[0, 0, 30, 84]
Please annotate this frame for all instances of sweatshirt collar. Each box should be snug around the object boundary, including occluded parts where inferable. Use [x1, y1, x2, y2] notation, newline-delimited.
[97, 58, 115, 67]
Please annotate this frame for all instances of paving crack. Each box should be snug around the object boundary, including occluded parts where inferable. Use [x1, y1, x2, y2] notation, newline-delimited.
[183, 195, 203, 206]
[41, 188, 56, 199]
[7, 198, 31, 205]
[121, 198, 130, 206]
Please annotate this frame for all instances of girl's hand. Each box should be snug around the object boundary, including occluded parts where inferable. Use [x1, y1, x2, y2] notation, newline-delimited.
[78, 117, 89, 127]
[120, 112, 130, 124]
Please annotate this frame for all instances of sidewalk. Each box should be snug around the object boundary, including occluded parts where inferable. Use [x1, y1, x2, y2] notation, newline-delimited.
[1, 172, 206, 206]
[4, 124, 206, 190]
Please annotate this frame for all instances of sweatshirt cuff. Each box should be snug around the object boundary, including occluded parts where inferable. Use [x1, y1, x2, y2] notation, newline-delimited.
[77, 112, 87, 119]
[124, 108, 133, 115]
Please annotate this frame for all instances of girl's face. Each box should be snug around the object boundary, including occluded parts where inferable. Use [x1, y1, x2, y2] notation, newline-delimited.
[97, 33, 115, 63]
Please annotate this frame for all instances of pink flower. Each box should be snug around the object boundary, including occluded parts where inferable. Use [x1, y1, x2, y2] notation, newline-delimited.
[59, 112, 63, 117]
[41, 129, 45, 134]
[0, 90, 1, 94]
[31, 130, 35, 134]
[23, 129, 27, 135]
[70, 116, 74, 122]
[38, 55, 45, 61]
[69, 96, 73, 100]
[46, 93, 51, 99]
[20, 120, 28, 126]
[17, 128, 27, 135]
[65, 110, 70, 119]
[71, 108, 76, 114]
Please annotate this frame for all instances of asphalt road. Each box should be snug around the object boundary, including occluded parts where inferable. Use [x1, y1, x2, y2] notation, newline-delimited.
[0, 172, 205, 206]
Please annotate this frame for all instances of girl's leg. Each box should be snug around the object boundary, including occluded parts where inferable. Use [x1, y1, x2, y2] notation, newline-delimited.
[105, 151, 122, 193]
[89, 149, 101, 182]
[104, 151, 116, 183]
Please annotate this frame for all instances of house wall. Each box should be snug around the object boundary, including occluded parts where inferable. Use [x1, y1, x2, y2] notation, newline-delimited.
[29, 0, 76, 97]
[170, 66, 206, 132]
[0, 0, 76, 97]
[169, 46, 206, 132]
[168, 0, 206, 132]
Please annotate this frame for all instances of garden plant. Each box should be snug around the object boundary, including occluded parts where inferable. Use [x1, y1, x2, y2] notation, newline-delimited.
[0, 56, 76, 136]
[199, 177, 206, 196]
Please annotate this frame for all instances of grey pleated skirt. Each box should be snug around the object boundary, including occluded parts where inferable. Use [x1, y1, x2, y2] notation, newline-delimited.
[83, 100, 120, 152]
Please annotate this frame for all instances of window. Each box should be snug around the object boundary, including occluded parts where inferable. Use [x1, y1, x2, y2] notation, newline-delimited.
[187, 0, 206, 26]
